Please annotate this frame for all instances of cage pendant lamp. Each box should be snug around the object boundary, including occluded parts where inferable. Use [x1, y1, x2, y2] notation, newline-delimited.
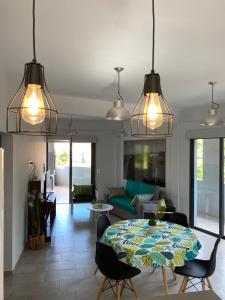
[7, 0, 58, 136]
[131, 0, 173, 138]
[106, 67, 131, 121]
[200, 82, 224, 127]
[59, 115, 78, 136]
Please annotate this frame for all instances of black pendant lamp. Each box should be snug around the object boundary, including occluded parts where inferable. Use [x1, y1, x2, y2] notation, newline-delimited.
[131, 0, 173, 137]
[7, 0, 58, 135]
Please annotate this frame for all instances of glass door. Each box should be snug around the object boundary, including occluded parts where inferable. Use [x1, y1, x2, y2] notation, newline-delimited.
[191, 138, 225, 237]
[72, 143, 92, 185]
[47, 141, 70, 204]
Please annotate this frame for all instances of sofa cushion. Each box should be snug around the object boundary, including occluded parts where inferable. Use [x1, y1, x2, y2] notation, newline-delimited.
[137, 182, 155, 195]
[108, 196, 136, 215]
[131, 194, 153, 206]
[125, 180, 141, 197]
[73, 185, 93, 197]
[108, 187, 126, 198]
[155, 199, 167, 220]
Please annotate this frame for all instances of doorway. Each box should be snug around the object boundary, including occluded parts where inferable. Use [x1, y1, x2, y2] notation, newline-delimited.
[47, 140, 96, 205]
[190, 138, 224, 237]
[48, 141, 70, 204]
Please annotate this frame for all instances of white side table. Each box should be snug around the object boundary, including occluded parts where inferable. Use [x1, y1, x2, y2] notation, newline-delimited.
[88, 204, 113, 222]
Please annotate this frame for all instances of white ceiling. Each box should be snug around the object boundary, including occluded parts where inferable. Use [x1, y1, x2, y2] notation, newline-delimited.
[1, 0, 225, 110]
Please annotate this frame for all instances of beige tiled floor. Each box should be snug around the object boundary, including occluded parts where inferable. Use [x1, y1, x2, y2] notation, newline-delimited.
[54, 186, 70, 204]
[4, 204, 225, 300]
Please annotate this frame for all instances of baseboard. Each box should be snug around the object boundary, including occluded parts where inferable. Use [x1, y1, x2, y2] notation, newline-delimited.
[4, 245, 25, 275]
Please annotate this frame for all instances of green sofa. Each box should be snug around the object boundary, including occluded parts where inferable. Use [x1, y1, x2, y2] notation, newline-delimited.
[107, 180, 156, 219]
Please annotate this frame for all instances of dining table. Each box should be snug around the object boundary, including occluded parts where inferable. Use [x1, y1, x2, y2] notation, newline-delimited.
[102, 219, 202, 295]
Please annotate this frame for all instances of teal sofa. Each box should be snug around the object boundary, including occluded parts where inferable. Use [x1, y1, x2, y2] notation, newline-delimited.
[107, 180, 156, 219]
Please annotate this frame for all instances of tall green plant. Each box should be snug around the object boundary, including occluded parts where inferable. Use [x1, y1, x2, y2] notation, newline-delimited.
[28, 192, 42, 236]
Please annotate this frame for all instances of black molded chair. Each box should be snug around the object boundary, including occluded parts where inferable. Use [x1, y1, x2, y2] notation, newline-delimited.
[164, 212, 189, 227]
[94, 214, 111, 275]
[95, 241, 141, 300]
[97, 214, 111, 241]
[175, 238, 220, 293]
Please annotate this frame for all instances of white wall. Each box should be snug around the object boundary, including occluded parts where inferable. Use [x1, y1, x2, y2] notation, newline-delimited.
[166, 103, 225, 220]
[1, 133, 46, 271]
[11, 135, 46, 269]
[1, 134, 13, 271]
[0, 149, 4, 300]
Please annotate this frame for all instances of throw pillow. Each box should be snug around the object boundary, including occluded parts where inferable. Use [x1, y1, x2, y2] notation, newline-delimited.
[155, 198, 167, 220]
[108, 187, 125, 198]
[131, 194, 153, 206]
[73, 185, 93, 197]
[152, 186, 161, 200]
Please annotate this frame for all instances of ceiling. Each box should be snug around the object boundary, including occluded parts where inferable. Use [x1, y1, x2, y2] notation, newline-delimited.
[1, 0, 225, 110]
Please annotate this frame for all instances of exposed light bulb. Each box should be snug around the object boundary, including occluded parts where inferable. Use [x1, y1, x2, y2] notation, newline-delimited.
[143, 93, 163, 129]
[21, 84, 45, 125]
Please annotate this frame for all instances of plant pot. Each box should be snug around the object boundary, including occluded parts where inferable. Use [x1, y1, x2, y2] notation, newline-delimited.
[40, 232, 45, 245]
[28, 233, 45, 250]
[148, 226, 156, 234]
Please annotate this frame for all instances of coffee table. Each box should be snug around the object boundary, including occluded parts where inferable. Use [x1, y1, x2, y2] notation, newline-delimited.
[88, 203, 113, 222]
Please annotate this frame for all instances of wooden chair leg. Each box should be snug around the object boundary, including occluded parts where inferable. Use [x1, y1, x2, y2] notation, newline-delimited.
[179, 276, 188, 294]
[206, 277, 213, 290]
[94, 266, 98, 275]
[179, 277, 186, 293]
[129, 279, 139, 298]
[96, 277, 108, 300]
[171, 267, 177, 283]
[161, 267, 169, 295]
[116, 281, 122, 300]
[120, 280, 125, 296]
[201, 279, 206, 291]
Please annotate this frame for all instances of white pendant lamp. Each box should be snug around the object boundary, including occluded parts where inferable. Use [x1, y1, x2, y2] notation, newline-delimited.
[106, 67, 131, 121]
[201, 82, 224, 127]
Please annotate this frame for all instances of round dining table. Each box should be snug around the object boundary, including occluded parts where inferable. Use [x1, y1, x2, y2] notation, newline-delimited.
[102, 219, 202, 294]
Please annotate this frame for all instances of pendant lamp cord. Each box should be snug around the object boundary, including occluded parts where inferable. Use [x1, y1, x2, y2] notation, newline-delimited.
[117, 70, 124, 102]
[151, 0, 155, 73]
[211, 83, 214, 103]
[210, 82, 219, 107]
[32, 0, 37, 62]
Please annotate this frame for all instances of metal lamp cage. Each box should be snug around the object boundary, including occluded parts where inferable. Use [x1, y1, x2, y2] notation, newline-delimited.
[7, 62, 58, 136]
[131, 85, 173, 138]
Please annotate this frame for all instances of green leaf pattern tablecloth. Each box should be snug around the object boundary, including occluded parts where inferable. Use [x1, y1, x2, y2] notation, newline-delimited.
[102, 219, 201, 269]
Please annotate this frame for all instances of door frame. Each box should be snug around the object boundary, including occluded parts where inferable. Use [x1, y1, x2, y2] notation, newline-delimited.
[189, 137, 225, 238]
[47, 139, 96, 206]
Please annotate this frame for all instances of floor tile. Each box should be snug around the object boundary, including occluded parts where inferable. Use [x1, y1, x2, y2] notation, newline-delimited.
[4, 203, 225, 300]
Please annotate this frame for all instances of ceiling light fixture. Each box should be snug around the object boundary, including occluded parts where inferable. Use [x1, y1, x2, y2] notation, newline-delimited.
[7, 0, 58, 135]
[201, 81, 224, 127]
[58, 115, 78, 136]
[106, 67, 131, 121]
[131, 0, 173, 138]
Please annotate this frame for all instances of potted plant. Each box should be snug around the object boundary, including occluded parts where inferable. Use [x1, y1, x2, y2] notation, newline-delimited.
[148, 218, 157, 234]
[91, 198, 103, 209]
[28, 192, 45, 250]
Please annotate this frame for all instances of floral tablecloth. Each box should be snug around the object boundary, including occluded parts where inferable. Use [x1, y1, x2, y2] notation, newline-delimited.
[102, 219, 201, 268]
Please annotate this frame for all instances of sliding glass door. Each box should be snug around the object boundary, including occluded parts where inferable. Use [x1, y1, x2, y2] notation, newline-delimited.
[72, 143, 92, 185]
[190, 138, 224, 237]
[47, 140, 96, 205]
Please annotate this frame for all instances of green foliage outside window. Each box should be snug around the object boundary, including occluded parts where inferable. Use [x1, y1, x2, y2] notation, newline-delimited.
[196, 139, 203, 181]
[56, 150, 69, 166]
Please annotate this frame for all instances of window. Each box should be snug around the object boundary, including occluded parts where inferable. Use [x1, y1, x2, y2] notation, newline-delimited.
[196, 139, 203, 181]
